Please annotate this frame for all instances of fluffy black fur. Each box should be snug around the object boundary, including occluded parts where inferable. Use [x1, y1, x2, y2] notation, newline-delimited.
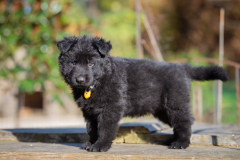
[57, 35, 229, 152]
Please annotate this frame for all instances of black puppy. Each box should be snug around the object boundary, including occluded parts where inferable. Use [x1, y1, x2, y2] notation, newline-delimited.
[57, 35, 228, 152]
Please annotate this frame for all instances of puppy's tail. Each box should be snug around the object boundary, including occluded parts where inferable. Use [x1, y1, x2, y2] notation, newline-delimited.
[185, 64, 229, 82]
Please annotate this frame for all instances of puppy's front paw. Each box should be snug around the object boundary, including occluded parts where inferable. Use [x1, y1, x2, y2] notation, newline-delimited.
[88, 142, 112, 152]
[81, 141, 92, 150]
[163, 136, 177, 145]
[171, 140, 189, 149]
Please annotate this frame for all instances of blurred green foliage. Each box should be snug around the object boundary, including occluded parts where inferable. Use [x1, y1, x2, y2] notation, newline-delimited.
[1, 0, 66, 95]
[0, 0, 137, 99]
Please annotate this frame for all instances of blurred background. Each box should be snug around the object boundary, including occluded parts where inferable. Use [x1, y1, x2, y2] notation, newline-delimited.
[0, 0, 240, 128]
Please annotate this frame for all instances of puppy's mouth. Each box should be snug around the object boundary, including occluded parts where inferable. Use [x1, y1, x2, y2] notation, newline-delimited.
[76, 84, 93, 90]
[76, 85, 89, 89]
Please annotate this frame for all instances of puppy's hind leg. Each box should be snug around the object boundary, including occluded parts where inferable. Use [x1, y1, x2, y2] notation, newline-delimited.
[153, 110, 177, 145]
[156, 95, 194, 149]
[170, 110, 193, 149]
[162, 80, 194, 149]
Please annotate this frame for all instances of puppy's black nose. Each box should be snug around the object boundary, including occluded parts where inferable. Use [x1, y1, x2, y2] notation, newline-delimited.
[76, 77, 85, 84]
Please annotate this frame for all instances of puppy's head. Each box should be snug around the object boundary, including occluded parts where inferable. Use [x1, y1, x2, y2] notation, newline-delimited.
[57, 35, 112, 89]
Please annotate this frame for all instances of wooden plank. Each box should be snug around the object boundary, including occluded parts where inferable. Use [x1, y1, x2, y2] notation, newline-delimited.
[0, 142, 240, 159]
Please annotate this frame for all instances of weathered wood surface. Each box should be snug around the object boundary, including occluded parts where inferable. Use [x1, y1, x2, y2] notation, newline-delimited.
[0, 142, 239, 160]
[0, 123, 240, 146]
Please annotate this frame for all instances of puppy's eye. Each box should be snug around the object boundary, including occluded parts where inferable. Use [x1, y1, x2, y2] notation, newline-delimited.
[88, 63, 94, 67]
[72, 61, 77, 65]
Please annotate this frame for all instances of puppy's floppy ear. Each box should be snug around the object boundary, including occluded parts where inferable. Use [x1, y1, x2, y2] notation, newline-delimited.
[57, 37, 77, 53]
[93, 37, 112, 57]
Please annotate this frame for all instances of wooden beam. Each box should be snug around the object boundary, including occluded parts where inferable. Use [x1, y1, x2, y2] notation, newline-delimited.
[139, 2, 164, 62]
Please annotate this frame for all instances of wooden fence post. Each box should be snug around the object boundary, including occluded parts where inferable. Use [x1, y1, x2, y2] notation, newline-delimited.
[15, 90, 24, 127]
[193, 61, 202, 121]
[135, 0, 143, 59]
[236, 68, 240, 126]
[215, 8, 225, 125]
[194, 82, 202, 122]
